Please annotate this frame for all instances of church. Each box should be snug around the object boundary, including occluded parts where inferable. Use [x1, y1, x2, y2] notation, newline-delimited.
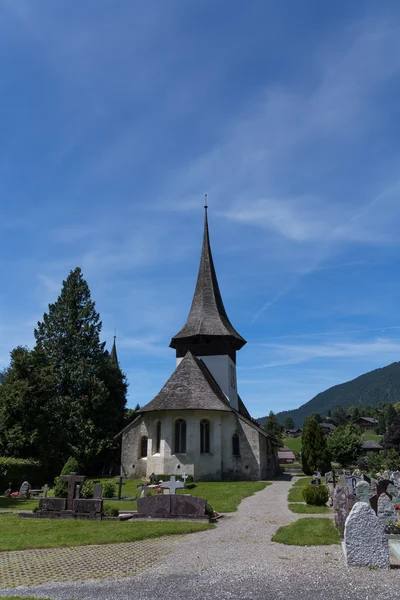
[118, 205, 280, 481]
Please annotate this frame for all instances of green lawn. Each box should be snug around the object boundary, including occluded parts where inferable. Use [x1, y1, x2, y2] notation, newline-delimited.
[292, 477, 313, 487]
[177, 481, 271, 512]
[0, 514, 213, 552]
[362, 432, 382, 442]
[0, 480, 271, 515]
[288, 503, 331, 514]
[287, 486, 305, 503]
[282, 436, 302, 453]
[272, 517, 340, 546]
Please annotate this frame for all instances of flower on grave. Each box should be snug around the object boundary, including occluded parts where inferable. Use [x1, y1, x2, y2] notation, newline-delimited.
[394, 504, 400, 511]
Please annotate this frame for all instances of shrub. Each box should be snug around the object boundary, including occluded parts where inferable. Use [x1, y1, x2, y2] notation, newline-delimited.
[80, 480, 95, 499]
[205, 503, 215, 518]
[52, 456, 80, 498]
[102, 480, 117, 498]
[0, 457, 43, 489]
[103, 504, 119, 517]
[185, 482, 196, 490]
[302, 484, 329, 506]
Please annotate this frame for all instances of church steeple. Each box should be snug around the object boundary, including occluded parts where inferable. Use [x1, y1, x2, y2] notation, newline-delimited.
[110, 335, 119, 366]
[170, 204, 246, 362]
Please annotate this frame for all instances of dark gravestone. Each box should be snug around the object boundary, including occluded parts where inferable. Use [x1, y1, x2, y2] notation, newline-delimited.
[39, 498, 66, 511]
[137, 495, 171, 517]
[73, 499, 103, 514]
[93, 483, 103, 499]
[170, 495, 206, 517]
[60, 473, 86, 510]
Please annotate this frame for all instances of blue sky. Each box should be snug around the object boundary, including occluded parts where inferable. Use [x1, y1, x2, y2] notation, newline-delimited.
[1, 1, 400, 417]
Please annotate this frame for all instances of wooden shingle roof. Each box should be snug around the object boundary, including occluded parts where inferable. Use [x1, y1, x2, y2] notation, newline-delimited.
[170, 207, 246, 351]
[140, 351, 232, 413]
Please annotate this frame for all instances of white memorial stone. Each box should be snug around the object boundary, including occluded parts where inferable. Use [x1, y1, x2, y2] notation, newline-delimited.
[160, 476, 184, 495]
[377, 493, 396, 529]
[344, 502, 390, 569]
[356, 481, 371, 503]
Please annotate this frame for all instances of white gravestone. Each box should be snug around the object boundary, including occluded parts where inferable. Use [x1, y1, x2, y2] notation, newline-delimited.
[161, 476, 184, 495]
[344, 502, 390, 569]
[356, 480, 371, 503]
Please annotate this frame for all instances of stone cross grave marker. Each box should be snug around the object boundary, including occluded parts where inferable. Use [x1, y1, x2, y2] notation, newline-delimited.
[117, 476, 125, 499]
[60, 472, 86, 510]
[182, 473, 188, 487]
[41, 484, 49, 498]
[161, 476, 184, 495]
[138, 484, 151, 498]
[93, 483, 103, 499]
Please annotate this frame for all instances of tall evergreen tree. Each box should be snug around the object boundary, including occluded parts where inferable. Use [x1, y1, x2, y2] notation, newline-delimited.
[301, 417, 331, 475]
[383, 412, 400, 452]
[283, 417, 295, 430]
[263, 411, 283, 444]
[33, 267, 127, 469]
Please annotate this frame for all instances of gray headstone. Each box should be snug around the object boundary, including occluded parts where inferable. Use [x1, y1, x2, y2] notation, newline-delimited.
[377, 493, 396, 529]
[93, 483, 103, 499]
[160, 476, 184, 495]
[39, 498, 66, 512]
[344, 502, 390, 569]
[391, 471, 400, 490]
[18, 481, 31, 498]
[356, 481, 371, 503]
[387, 483, 400, 505]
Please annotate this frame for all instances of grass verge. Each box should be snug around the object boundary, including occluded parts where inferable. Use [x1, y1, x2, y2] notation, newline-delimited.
[272, 517, 340, 546]
[0, 514, 213, 552]
[291, 477, 313, 487]
[287, 486, 305, 503]
[177, 481, 271, 512]
[288, 503, 331, 514]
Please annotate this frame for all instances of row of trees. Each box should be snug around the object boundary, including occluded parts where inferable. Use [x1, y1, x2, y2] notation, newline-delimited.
[0, 268, 129, 477]
[301, 412, 400, 474]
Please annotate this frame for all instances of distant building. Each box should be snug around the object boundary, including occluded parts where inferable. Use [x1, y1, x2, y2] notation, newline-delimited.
[278, 446, 296, 464]
[285, 428, 302, 438]
[321, 422, 337, 435]
[361, 440, 383, 454]
[353, 417, 378, 431]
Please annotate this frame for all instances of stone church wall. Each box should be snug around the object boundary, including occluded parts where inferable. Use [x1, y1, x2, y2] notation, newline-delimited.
[121, 410, 277, 482]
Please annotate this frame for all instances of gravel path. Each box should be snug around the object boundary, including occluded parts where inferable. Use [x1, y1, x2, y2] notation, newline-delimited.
[1, 477, 399, 599]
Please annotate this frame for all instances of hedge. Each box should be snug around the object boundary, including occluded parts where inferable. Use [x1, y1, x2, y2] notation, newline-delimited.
[0, 457, 43, 490]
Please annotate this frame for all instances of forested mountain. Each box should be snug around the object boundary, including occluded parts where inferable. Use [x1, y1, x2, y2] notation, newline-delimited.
[261, 362, 400, 427]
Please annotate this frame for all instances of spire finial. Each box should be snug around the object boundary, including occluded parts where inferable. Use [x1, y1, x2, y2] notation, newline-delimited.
[204, 193, 208, 210]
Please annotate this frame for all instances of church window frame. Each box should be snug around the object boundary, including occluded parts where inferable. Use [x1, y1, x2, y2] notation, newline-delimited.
[200, 419, 211, 454]
[154, 421, 161, 454]
[139, 436, 148, 458]
[174, 419, 186, 454]
[232, 432, 240, 457]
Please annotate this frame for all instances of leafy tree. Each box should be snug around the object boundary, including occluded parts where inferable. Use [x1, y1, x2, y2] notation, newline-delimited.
[331, 405, 347, 426]
[384, 403, 397, 431]
[301, 417, 331, 475]
[326, 424, 363, 467]
[394, 402, 400, 413]
[309, 412, 322, 424]
[0, 268, 127, 475]
[377, 413, 387, 435]
[264, 411, 283, 444]
[382, 412, 400, 453]
[347, 406, 360, 421]
[283, 417, 295, 430]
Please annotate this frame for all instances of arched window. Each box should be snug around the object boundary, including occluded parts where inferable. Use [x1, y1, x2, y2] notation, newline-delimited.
[174, 419, 186, 453]
[155, 421, 161, 454]
[140, 436, 148, 458]
[232, 433, 240, 457]
[200, 420, 210, 454]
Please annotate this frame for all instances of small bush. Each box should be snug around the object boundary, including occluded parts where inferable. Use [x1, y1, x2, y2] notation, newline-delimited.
[185, 482, 196, 490]
[205, 503, 215, 518]
[80, 480, 95, 499]
[302, 484, 329, 506]
[52, 457, 80, 498]
[102, 480, 117, 498]
[52, 477, 68, 498]
[103, 504, 119, 517]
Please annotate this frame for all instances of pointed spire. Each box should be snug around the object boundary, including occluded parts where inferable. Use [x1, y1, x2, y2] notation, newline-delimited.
[170, 204, 246, 352]
[110, 335, 119, 366]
